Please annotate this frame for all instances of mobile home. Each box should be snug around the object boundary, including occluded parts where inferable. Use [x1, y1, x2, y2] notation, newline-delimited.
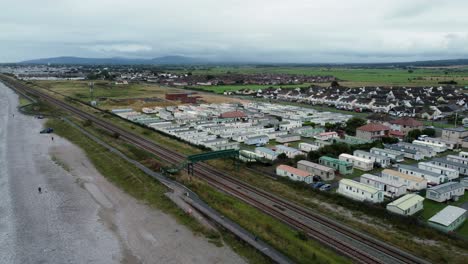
[337, 179, 384, 203]
[297, 160, 335, 181]
[276, 165, 313, 184]
[353, 150, 391, 168]
[398, 164, 448, 185]
[360, 174, 407, 198]
[381, 169, 427, 191]
[319, 156, 354, 175]
[426, 182, 465, 203]
[386, 194, 424, 216]
[418, 162, 459, 180]
[370, 148, 404, 162]
[431, 158, 468, 176]
[339, 153, 374, 171]
[412, 140, 447, 153]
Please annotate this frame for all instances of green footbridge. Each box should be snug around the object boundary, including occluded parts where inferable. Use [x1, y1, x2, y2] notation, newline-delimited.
[163, 149, 240, 175]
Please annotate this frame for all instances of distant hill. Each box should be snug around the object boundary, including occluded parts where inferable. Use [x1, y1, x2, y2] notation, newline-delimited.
[18, 56, 468, 67]
[20, 55, 207, 65]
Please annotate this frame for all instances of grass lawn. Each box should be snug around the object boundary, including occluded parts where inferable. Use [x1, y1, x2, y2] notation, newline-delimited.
[421, 193, 468, 237]
[193, 83, 311, 94]
[178, 66, 468, 87]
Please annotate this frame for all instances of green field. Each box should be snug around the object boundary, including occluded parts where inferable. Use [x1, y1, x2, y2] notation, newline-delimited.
[193, 83, 311, 94]
[181, 66, 468, 89]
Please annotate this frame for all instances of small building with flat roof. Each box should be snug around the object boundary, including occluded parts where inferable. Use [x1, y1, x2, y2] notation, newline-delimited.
[386, 194, 424, 216]
[428, 206, 466, 233]
[360, 174, 406, 198]
[339, 153, 374, 171]
[397, 164, 448, 185]
[431, 158, 468, 176]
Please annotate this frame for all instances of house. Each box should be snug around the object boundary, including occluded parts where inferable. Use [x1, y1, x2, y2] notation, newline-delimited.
[298, 142, 320, 152]
[431, 158, 468, 176]
[381, 169, 427, 191]
[314, 131, 339, 141]
[339, 153, 374, 171]
[276, 165, 313, 184]
[297, 160, 335, 181]
[398, 164, 448, 185]
[276, 134, 301, 143]
[426, 182, 465, 202]
[356, 123, 390, 141]
[360, 174, 407, 198]
[319, 156, 354, 175]
[421, 137, 458, 150]
[418, 162, 459, 180]
[428, 206, 466, 233]
[386, 194, 425, 216]
[353, 150, 391, 168]
[441, 127, 468, 144]
[275, 145, 303, 158]
[412, 140, 447, 153]
[370, 148, 404, 162]
[244, 135, 269, 146]
[389, 117, 424, 135]
[255, 147, 278, 161]
[337, 179, 384, 203]
[384, 144, 424, 161]
[396, 142, 437, 157]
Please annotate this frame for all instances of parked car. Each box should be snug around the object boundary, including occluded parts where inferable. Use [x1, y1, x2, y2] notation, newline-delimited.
[313, 175, 322, 182]
[40, 128, 54, 134]
[312, 182, 324, 189]
[319, 184, 332, 191]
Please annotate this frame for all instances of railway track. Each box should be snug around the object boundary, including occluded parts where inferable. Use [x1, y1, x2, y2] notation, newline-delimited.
[2, 76, 429, 264]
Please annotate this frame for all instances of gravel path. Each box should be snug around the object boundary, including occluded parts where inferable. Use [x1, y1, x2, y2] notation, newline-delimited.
[0, 82, 246, 264]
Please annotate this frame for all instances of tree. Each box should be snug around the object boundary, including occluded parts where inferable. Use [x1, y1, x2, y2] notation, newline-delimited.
[421, 128, 436, 137]
[406, 129, 422, 142]
[330, 80, 340, 87]
[277, 153, 288, 161]
[381, 136, 399, 144]
[345, 117, 367, 136]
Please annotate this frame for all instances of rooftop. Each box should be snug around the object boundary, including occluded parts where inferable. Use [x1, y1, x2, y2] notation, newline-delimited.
[381, 169, 427, 183]
[397, 164, 443, 178]
[320, 156, 353, 166]
[277, 165, 310, 177]
[432, 158, 468, 169]
[255, 147, 277, 156]
[429, 205, 467, 227]
[357, 123, 391, 132]
[390, 117, 423, 127]
[340, 179, 381, 194]
[297, 160, 334, 172]
[360, 174, 405, 187]
[428, 181, 464, 194]
[220, 111, 247, 119]
[387, 194, 424, 211]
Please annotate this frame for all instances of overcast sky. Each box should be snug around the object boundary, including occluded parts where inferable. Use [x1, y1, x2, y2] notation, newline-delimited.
[1, 0, 468, 63]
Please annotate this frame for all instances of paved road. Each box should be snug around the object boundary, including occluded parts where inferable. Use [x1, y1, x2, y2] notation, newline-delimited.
[0, 82, 122, 263]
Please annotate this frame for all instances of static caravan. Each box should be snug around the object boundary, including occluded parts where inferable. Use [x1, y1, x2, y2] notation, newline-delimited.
[275, 145, 302, 158]
[418, 162, 459, 180]
[428, 206, 466, 233]
[276, 134, 301, 143]
[426, 182, 465, 203]
[381, 169, 427, 191]
[276, 165, 313, 184]
[244, 135, 269, 146]
[299, 142, 320, 153]
[370, 148, 404, 162]
[459, 151, 468, 159]
[339, 153, 374, 171]
[314, 131, 339, 141]
[412, 140, 447, 153]
[421, 137, 457, 150]
[384, 144, 424, 161]
[447, 155, 468, 166]
[319, 156, 354, 175]
[398, 164, 448, 185]
[337, 179, 384, 203]
[353, 150, 391, 168]
[297, 160, 335, 181]
[386, 194, 424, 216]
[255, 147, 278, 161]
[397, 142, 436, 158]
[239, 150, 262, 162]
[431, 158, 468, 176]
[360, 174, 406, 198]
